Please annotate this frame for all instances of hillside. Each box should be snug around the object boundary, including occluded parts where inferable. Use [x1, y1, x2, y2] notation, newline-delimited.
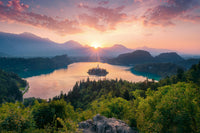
[0, 62, 199, 132]
[109, 50, 154, 65]
[132, 63, 185, 78]
[109, 50, 186, 65]
[0, 32, 63, 57]
[155, 52, 184, 63]
[0, 54, 72, 78]
[0, 69, 26, 103]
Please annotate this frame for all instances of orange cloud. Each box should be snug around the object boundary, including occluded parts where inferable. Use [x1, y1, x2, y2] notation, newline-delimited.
[181, 15, 200, 23]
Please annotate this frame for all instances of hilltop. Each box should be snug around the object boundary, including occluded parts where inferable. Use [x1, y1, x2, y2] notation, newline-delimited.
[109, 50, 154, 65]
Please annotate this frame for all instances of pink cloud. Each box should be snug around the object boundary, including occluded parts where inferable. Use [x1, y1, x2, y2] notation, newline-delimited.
[78, 5, 129, 31]
[181, 15, 200, 23]
[79, 13, 105, 31]
[142, 0, 200, 26]
[134, 0, 143, 2]
[98, 1, 109, 5]
[7, 0, 29, 12]
[0, 0, 82, 35]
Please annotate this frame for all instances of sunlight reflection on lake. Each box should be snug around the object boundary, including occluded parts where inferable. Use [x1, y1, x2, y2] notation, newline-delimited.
[24, 62, 146, 99]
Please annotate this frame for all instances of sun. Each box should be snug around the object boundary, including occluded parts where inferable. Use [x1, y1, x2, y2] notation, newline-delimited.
[91, 42, 101, 49]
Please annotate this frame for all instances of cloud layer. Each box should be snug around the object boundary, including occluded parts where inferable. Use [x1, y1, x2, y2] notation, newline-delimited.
[0, 0, 82, 35]
[78, 4, 128, 31]
[0, 0, 200, 35]
[142, 0, 200, 26]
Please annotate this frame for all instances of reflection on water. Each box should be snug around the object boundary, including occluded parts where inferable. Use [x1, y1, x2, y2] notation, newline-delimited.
[24, 62, 147, 99]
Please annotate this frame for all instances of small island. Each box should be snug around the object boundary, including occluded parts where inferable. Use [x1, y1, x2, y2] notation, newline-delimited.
[87, 64, 109, 76]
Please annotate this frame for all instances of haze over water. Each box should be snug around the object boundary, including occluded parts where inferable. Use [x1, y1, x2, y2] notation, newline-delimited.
[24, 62, 147, 99]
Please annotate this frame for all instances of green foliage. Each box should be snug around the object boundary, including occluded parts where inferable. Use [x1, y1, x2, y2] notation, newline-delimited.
[32, 99, 76, 129]
[56, 117, 80, 133]
[52, 79, 158, 109]
[79, 97, 136, 127]
[136, 82, 200, 132]
[23, 97, 47, 107]
[158, 61, 200, 87]
[0, 55, 72, 78]
[0, 102, 33, 132]
[133, 62, 184, 78]
[0, 61, 200, 132]
[0, 69, 26, 104]
[186, 62, 200, 85]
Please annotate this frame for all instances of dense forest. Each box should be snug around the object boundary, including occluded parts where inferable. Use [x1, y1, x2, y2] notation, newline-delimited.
[0, 54, 72, 77]
[0, 69, 26, 104]
[132, 63, 185, 78]
[0, 62, 199, 132]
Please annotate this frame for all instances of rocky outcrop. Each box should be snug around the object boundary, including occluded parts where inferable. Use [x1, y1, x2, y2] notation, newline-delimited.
[79, 114, 137, 133]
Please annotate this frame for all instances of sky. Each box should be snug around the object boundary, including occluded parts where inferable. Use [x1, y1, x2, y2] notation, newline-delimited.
[0, 0, 200, 54]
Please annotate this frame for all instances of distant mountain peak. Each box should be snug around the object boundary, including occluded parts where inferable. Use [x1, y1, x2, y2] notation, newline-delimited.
[19, 32, 51, 42]
[130, 50, 152, 56]
[135, 46, 175, 56]
[20, 32, 39, 38]
[113, 44, 126, 47]
[62, 40, 81, 44]
[60, 40, 83, 49]
[20, 32, 35, 36]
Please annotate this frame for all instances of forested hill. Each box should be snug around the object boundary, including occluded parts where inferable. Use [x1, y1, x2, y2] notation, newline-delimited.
[0, 54, 72, 78]
[53, 62, 200, 110]
[109, 50, 200, 68]
[0, 62, 199, 132]
[0, 69, 26, 103]
[132, 63, 185, 78]
[109, 50, 154, 65]
[50, 61, 200, 132]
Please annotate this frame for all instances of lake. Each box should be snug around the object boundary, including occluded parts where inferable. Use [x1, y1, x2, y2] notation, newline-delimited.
[24, 62, 153, 99]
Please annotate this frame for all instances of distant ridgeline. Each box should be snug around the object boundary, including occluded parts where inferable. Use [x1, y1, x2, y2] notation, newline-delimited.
[0, 69, 26, 103]
[109, 50, 200, 78]
[0, 54, 72, 78]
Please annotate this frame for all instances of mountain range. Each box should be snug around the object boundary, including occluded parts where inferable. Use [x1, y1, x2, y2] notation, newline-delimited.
[0, 32, 192, 58]
[0, 32, 133, 57]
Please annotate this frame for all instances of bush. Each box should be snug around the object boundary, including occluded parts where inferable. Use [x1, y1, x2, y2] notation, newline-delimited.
[87, 97, 136, 126]
[136, 82, 200, 132]
[0, 102, 32, 132]
[32, 99, 75, 129]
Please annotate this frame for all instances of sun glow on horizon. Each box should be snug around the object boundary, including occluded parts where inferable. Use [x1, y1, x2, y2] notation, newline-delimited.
[91, 42, 101, 49]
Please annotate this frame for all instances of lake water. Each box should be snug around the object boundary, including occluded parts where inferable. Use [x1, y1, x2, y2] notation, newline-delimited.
[24, 62, 150, 99]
